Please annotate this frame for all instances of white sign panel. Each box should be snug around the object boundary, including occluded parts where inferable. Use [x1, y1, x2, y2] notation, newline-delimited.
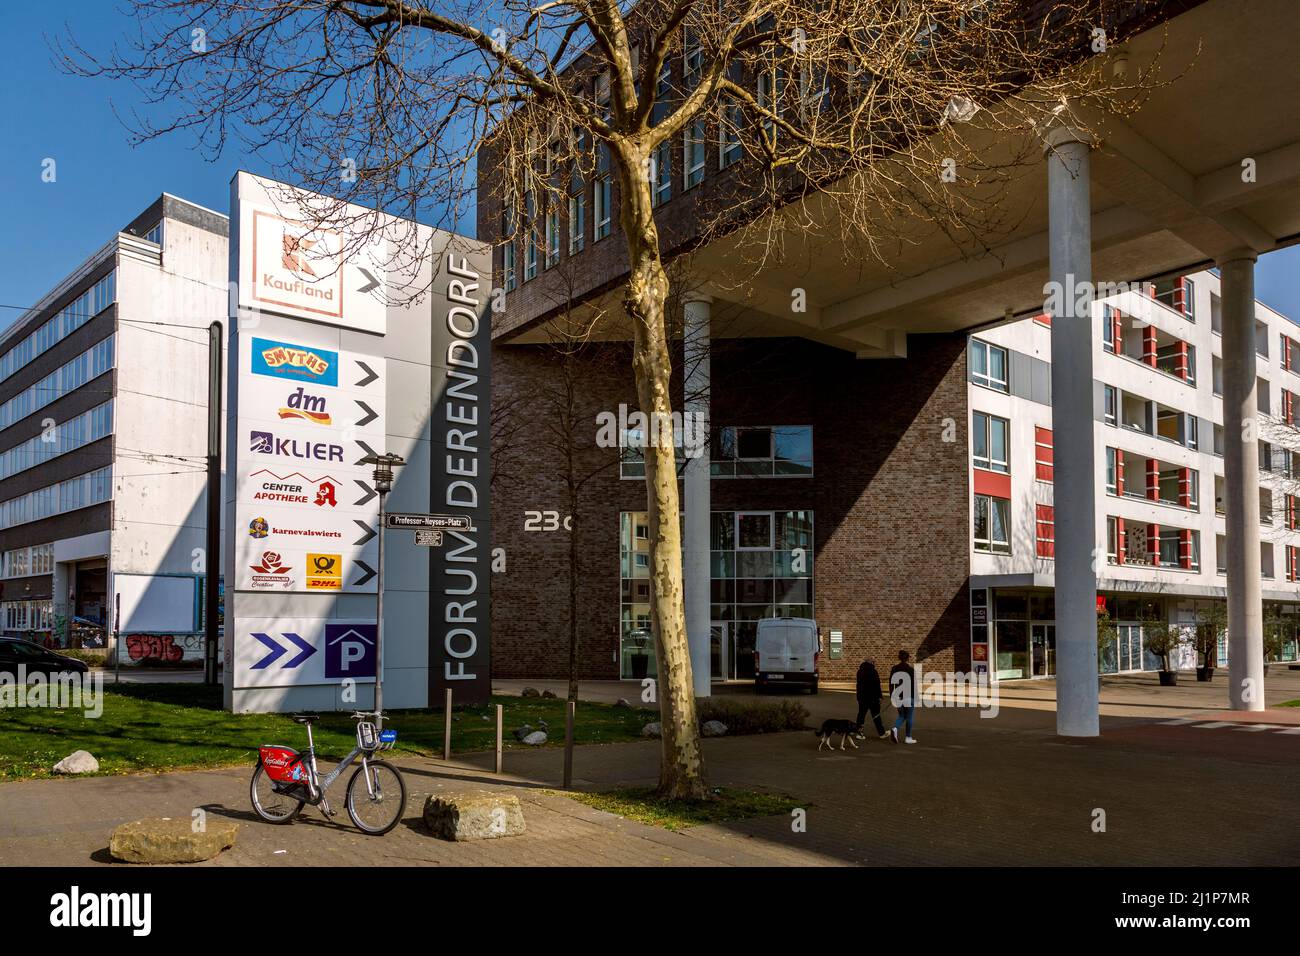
[237, 202, 387, 334]
[233, 319, 386, 595]
[235, 618, 378, 687]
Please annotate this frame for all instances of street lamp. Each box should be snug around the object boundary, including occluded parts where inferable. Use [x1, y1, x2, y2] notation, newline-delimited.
[361, 452, 404, 726]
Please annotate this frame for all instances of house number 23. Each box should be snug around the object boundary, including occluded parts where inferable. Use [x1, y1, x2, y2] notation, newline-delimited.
[523, 511, 573, 532]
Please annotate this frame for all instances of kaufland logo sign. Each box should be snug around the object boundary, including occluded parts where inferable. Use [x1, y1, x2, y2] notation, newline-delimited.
[250, 210, 344, 320]
[252, 337, 339, 387]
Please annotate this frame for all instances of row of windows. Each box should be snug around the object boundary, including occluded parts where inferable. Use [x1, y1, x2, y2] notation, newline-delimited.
[1, 600, 53, 633]
[1, 543, 54, 579]
[0, 272, 115, 385]
[0, 336, 114, 432]
[0, 401, 113, 482]
[619, 424, 813, 479]
[0, 466, 111, 531]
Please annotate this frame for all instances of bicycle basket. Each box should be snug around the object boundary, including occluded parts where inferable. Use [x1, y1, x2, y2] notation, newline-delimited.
[356, 721, 379, 751]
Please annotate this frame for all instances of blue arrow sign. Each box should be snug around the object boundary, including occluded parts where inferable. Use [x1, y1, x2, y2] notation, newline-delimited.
[250, 632, 285, 670]
[250, 632, 317, 669]
[283, 632, 315, 668]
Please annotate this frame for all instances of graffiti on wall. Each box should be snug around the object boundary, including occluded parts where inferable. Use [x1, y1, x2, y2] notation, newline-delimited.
[123, 632, 223, 664]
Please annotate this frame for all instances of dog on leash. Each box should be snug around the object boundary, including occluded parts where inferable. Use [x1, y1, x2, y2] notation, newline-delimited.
[815, 718, 862, 751]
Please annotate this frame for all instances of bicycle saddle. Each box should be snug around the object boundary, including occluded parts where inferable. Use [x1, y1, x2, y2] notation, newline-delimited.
[292, 713, 321, 724]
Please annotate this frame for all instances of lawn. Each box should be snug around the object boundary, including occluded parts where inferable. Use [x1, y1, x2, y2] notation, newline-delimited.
[556, 786, 803, 831]
[0, 683, 658, 781]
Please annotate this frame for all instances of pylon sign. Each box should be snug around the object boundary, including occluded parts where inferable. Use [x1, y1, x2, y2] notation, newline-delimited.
[226, 172, 389, 709]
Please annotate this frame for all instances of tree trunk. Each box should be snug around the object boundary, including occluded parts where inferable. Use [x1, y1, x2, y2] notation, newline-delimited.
[617, 145, 707, 801]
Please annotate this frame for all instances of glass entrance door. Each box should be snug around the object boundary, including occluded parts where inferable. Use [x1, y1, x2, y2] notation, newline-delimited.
[710, 622, 729, 680]
[1117, 624, 1145, 672]
[1030, 623, 1056, 677]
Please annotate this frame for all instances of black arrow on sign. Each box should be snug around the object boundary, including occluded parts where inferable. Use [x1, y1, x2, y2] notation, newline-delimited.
[354, 400, 378, 428]
[353, 560, 377, 587]
[354, 439, 377, 466]
[355, 361, 379, 388]
[354, 479, 377, 507]
[354, 520, 377, 547]
[357, 267, 380, 295]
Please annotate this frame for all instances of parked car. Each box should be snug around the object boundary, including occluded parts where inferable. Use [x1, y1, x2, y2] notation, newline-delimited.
[753, 617, 819, 694]
[0, 638, 90, 678]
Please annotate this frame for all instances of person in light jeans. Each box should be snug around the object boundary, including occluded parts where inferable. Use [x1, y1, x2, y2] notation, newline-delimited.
[889, 649, 918, 744]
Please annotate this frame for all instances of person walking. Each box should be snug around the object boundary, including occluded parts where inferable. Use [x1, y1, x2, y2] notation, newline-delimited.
[889, 649, 918, 744]
[854, 657, 889, 739]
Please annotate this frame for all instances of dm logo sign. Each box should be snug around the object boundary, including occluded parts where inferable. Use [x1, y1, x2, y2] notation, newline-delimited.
[251, 337, 339, 387]
[325, 623, 377, 679]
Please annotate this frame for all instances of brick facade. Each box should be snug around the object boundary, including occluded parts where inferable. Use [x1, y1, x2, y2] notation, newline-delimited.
[489, 332, 971, 682]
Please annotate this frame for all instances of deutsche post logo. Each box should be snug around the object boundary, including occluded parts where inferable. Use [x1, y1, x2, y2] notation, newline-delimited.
[306, 552, 343, 591]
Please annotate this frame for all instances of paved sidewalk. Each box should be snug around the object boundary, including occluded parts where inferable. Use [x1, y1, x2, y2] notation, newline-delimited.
[3, 687, 1298, 866]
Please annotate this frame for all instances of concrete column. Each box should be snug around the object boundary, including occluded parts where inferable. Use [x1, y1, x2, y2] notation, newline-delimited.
[1044, 130, 1099, 736]
[683, 295, 712, 698]
[1220, 253, 1266, 711]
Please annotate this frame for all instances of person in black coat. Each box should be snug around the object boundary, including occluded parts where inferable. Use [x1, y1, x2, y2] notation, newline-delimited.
[855, 658, 888, 739]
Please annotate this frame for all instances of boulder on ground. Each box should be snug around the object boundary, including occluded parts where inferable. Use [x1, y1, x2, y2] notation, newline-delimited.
[641, 722, 662, 738]
[522, 731, 547, 746]
[53, 750, 99, 775]
[613, 698, 631, 708]
[701, 720, 728, 737]
[422, 791, 526, 841]
[109, 817, 238, 864]
[513, 724, 533, 741]
[521, 687, 541, 698]
[541, 689, 558, 699]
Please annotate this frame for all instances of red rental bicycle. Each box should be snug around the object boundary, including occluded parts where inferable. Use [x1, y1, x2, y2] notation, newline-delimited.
[250, 712, 407, 835]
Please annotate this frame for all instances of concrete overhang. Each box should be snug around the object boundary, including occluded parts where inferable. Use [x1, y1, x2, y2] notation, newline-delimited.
[503, 0, 1300, 356]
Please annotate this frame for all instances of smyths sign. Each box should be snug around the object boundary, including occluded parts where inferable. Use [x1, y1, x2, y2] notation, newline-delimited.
[429, 252, 492, 706]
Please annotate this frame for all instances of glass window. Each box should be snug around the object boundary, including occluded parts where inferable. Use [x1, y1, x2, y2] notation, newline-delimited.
[623, 509, 812, 680]
[736, 512, 773, 551]
[652, 141, 672, 207]
[974, 495, 1011, 554]
[970, 339, 1008, 392]
[684, 121, 705, 189]
[972, 412, 1009, 473]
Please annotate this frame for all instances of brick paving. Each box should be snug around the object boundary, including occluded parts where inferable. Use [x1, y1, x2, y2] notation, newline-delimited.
[3, 670, 1299, 867]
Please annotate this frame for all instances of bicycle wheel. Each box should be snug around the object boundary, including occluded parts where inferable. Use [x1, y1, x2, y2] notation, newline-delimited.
[250, 765, 304, 824]
[345, 759, 407, 835]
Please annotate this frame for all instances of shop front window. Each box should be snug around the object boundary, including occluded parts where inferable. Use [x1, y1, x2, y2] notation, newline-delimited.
[620, 510, 814, 680]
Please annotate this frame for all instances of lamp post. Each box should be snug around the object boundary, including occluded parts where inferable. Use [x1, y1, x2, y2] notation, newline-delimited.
[361, 452, 404, 727]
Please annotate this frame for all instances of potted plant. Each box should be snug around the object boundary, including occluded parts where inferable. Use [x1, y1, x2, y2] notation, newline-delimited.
[1140, 613, 1185, 686]
[1262, 609, 1286, 678]
[1096, 606, 1117, 691]
[1193, 603, 1225, 681]
[625, 628, 652, 680]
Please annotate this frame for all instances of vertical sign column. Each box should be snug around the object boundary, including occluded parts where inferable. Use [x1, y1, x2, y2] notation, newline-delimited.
[428, 252, 492, 706]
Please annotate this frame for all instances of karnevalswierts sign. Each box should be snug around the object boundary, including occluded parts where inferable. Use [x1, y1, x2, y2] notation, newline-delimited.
[429, 252, 492, 706]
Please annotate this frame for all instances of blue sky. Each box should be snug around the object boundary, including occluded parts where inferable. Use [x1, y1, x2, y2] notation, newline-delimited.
[1, 2, 1297, 329]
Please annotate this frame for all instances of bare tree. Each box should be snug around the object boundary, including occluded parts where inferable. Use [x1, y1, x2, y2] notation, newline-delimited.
[63, 0, 1174, 799]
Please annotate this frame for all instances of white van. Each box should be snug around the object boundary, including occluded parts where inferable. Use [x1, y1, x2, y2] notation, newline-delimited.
[753, 617, 820, 694]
